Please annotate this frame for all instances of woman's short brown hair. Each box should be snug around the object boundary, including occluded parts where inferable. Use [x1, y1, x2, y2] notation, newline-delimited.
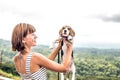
[11, 23, 36, 52]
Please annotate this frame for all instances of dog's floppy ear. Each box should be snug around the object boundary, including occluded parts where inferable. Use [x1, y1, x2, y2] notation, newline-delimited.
[59, 27, 63, 36]
[69, 27, 75, 37]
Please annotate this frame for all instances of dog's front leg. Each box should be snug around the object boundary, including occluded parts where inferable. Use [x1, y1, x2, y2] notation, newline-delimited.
[49, 37, 62, 49]
[49, 41, 56, 49]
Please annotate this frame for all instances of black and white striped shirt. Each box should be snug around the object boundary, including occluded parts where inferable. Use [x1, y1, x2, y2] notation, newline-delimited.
[18, 53, 47, 80]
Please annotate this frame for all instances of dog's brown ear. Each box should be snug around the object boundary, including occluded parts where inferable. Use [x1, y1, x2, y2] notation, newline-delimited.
[59, 26, 65, 36]
[70, 28, 75, 37]
[59, 28, 62, 36]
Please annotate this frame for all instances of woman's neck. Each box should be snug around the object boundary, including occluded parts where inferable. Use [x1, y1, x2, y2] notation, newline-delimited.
[21, 46, 31, 55]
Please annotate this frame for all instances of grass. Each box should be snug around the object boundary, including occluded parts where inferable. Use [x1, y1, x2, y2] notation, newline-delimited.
[0, 69, 21, 80]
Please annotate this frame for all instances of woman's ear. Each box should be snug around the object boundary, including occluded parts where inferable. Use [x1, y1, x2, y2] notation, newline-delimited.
[22, 40, 26, 44]
[22, 38, 26, 44]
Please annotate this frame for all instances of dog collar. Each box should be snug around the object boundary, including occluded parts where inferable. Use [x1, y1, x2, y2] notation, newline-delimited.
[62, 36, 68, 40]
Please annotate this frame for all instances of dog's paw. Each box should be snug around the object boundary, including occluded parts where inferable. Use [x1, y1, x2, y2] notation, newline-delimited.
[49, 45, 54, 49]
[49, 44, 54, 49]
[49, 41, 56, 49]
[68, 36, 73, 40]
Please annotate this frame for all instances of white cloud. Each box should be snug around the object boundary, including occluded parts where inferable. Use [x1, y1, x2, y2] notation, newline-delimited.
[0, 0, 120, 47]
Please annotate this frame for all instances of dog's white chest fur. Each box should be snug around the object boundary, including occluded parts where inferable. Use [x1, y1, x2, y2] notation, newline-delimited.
[62, 42, 67, 60]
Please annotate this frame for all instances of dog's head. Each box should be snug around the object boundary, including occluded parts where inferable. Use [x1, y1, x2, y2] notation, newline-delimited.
[59, 25, 75, 44]
[59, 25, 75, 38]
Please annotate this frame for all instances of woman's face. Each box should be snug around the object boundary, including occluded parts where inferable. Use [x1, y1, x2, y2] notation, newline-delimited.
[23, 32, 37, 47]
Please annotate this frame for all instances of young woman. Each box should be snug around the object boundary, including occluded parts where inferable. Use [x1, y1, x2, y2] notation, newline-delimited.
[11, 23, 73, 80]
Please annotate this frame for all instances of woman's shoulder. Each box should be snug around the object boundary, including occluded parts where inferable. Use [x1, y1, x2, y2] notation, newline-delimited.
[32, 52, 45, 59]
[32, 52, 42, 56]
[13, 53, 19, 62]
[31, 52, 47, 65]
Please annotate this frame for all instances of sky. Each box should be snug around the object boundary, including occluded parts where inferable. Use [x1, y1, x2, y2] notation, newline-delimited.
[0, 0, 120, 48]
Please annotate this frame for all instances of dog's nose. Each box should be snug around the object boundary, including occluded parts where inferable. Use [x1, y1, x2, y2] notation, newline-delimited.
[64, 30, 67, 34]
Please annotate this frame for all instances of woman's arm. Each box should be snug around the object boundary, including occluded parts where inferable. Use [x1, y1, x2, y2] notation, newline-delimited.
[48, 45, 61, 60]
[33, 41, 73, 72]
[48, 39, 62, 60]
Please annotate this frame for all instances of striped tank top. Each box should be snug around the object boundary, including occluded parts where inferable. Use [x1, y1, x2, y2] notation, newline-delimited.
[18, 53, 47, 80]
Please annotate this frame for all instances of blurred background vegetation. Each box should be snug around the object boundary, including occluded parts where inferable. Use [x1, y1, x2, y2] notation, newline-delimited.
[0, 39, 120, 80]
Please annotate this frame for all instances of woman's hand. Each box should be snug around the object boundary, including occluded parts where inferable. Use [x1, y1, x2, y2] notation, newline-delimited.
[66, 42, 73, 52]
[56, 38, 62, 49]
[63, 39, 73, 50]
[67, 42, 73, 49]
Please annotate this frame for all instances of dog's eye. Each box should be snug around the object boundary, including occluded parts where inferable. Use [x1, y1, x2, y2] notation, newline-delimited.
[68, 28, 71, 30]
[62, 27, 65, 29]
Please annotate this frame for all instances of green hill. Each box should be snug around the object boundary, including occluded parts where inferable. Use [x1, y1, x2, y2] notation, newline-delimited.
[0, 39, 120, 80]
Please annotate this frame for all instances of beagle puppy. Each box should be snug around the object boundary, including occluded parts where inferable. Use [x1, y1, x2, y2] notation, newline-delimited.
[49, 25, 76, 80]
